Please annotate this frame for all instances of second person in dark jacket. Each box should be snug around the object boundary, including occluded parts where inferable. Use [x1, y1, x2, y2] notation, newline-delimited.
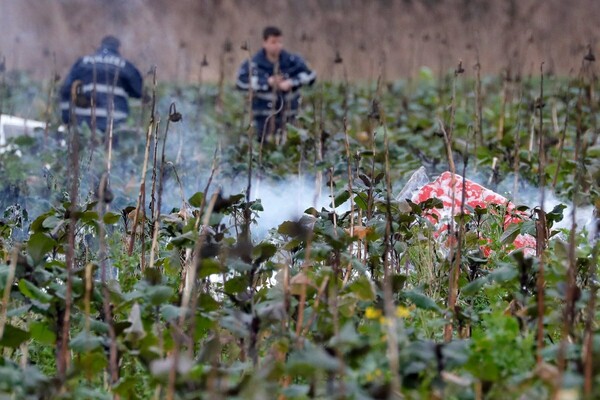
[236, 26, 316, 143]
[60, 36, 143, 135]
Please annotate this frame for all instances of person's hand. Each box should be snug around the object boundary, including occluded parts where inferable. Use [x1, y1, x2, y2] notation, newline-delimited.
[268, 75, 282, 88]
[278, 79, 293, 92]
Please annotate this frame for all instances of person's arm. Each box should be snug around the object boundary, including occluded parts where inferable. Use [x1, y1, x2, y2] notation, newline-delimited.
[236, 60, 270, 92]
[288, 55, 316, 90]
[121, 62, 143, 99]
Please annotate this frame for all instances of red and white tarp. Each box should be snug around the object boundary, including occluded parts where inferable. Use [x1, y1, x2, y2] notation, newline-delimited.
[412, 171, 536, 256]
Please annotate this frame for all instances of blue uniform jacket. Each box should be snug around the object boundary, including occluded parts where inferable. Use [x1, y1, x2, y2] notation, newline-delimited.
[60, 46, 143, 132]
[236, 49, 316, 118]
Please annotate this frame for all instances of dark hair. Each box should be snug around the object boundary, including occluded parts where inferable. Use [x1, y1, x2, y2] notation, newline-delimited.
[100, 35, 121, 50]
[263, 26, 282, 40]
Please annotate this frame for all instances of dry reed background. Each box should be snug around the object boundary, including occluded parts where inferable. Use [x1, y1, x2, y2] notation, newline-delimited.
[1, 0, 599, 82]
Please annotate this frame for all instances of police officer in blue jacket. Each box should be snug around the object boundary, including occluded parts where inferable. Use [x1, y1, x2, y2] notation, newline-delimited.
[60, 36, 143, 134]
[236, 27, 316, 142]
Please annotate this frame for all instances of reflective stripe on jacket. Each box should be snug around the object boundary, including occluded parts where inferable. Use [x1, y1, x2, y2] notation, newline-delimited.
[236, 49, 316, 117]
[60, 46, 142, 132]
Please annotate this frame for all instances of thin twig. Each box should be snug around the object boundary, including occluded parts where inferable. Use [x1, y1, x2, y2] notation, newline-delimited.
[128, 67, 157, 257]
[536, 62, 547, 366]
[0, 246, 19, 341]
[381, 106, 402, 396]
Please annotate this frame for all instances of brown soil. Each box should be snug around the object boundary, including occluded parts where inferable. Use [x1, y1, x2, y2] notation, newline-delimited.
[0, 0, 598, 82]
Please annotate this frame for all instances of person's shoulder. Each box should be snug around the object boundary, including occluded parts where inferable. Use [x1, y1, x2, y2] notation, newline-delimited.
[124, 58, 141, 73]
[282, 50, 305, 64]
[251, 49, 266, 62]
[71, 55, 88, 68]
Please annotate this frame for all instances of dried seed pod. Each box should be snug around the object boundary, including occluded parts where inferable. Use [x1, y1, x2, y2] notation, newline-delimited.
[368, 99, 381, 120]
[455, 60, 465, 75]
[169, 112, 182, 122]
[167, 103, 181, 122]
[201, 54, 209, 67]
[103, 188, 114, 204]
[334, 51, 343, 64]
[534, 97, 546, 109]
[584, 46, 596, 62]
[223, 38, 233, 53]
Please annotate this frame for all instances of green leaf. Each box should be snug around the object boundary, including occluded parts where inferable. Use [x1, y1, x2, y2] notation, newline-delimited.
[170, 231, 197, 247]
[224, 275, 247, 295]
[420, 197, 444, 210]
[198, 293, 220, 312]
[72, 387, 111, 400]
[391, 274, 408, 292]
[41, 215, 62, 230]
[404, 290, 442, 313]
[188, 192, 205, 208]
[103, 212, 121, 225]
[520, 220, 536, 236]
[90, 319, 109, 335]
[281, 385, 310, 398]
[74, 351, 107, 377]
[80, 211, 99, 223]
[277, 220, 307, 238]
[27, 232, 55, 266]
[330, 321, 360, 347]
[0, 324, 30, 348]
[488, 264, 518, 283]
[252, 242, 277, 263]
[198, 259, 223, 278]
[161, 304, 183, 321]
[500, 224, 521, 245]
[30, 321, 56, 345]
[547, 204, 567, 227]
[6, 304, 31, 318]
[146, 285, 174, 305]
[353, 192, 369, 211]
[229, 259, 253, 273]
[70, 331, 103, 352]
[348, 276, 375, 301]
[113, 376, 139, 397]
[462, 277, 488, 296]
[18, 279, 53, 303]
[332, 190, 350, 207]
[287, 345, 340, 376]
[250, 200, 264, 211]
[29, 212, 54, 233]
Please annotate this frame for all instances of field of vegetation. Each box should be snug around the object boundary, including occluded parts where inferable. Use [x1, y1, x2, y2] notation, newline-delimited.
[0, 58, 598, 399]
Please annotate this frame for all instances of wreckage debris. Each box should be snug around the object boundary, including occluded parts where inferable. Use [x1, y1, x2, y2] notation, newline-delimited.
[407, 171, 537, 256]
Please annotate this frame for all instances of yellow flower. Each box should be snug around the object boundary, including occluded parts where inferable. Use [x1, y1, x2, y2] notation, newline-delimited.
[396, 306, 411, 318]
[365, 307, 382, 319]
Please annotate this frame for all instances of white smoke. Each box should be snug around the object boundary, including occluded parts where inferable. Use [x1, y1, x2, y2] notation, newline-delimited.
[459, 168, 596, 238]
[216, 174, 331, 238]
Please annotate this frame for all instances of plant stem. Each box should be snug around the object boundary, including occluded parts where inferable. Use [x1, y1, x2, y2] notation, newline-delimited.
[97, 172, 119, 389]
[536, 62, 546, 365]
[167, 192, 219, 400]
[381, 108, 402, 396]
[0, 246, 19, 341]
[128, 67, 157, 257]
